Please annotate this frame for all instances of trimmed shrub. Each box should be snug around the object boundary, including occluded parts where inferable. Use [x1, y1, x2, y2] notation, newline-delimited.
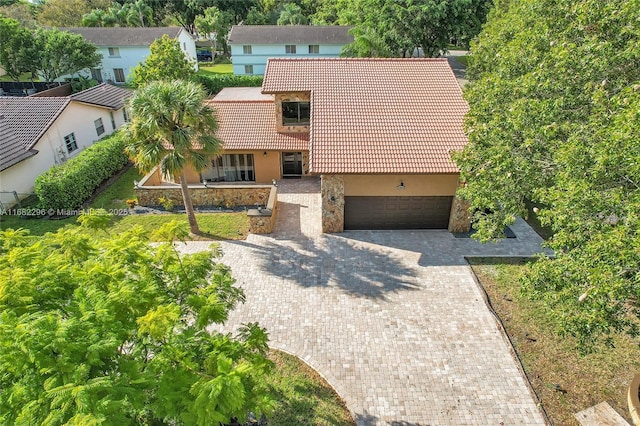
[195, 74, 263, 95]
[35, 133, 129, 210]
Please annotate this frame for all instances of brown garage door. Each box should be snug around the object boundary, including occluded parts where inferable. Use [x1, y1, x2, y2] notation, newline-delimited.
[344, 196, 453, 230]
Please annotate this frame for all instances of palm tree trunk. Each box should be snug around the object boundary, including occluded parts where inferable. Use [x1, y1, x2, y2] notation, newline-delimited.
[179, 173, 200, 235]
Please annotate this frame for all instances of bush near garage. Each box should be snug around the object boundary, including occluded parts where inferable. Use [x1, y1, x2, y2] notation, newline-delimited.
[195, 74, 263, 95]
[35, 133, 129, 211]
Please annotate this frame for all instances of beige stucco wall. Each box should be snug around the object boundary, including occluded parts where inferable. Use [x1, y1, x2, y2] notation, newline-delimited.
[274, 92, 311, 133]
[0, 102, 126, 206]
[343, 174, 460, 197]
[157, 150, 309, 185]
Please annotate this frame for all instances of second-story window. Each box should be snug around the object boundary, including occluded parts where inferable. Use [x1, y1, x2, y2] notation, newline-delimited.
[308, 45, 319, 54]
[285, 44, 296, 54]
[282, 101, 309, 125]
[243, 45, 252, 54]
[108, 47, 120, 57]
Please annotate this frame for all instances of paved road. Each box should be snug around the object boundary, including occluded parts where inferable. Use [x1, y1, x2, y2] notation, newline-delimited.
[445, 49, 469, 87]
[180, 178, 548, 425]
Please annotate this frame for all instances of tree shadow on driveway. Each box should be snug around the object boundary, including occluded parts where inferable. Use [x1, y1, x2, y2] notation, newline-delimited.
[226, 233, 421, 300]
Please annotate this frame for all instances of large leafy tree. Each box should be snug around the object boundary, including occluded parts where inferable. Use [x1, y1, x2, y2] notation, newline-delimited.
[276, 2, 307, 25]
[35, 0, 111, 27]
[34, 28, 102, 83]
[456, 0, 640, 349]
[194, 6, 234, 55]
[82, 0, 154, 27]
[320, 0, 490, 57]
[0, 16, 38, 82]
[130, 34, 195, 87]
[0, 221, 272, 425]
[125, 81, 222, 235]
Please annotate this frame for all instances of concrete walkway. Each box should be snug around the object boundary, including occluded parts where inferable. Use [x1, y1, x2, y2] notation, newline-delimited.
[180, 178, 549, 425]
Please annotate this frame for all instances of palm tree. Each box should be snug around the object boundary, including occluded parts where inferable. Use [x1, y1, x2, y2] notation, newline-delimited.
[125, 80, 222, 235]
[277, 3, 308, 25]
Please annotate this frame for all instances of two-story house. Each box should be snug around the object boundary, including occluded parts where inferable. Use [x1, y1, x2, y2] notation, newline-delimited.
[62, 27, 197, 84]
[0, 83, 133, 207]
[138, 58, 471, 233]
[228, 25, 353, 75]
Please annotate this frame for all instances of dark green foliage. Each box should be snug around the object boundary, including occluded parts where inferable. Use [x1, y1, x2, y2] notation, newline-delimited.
[456, 0, 640, 350]
[34, 133, 129, 211]
[195, 74, 263, 95]
[0, 221, 273, 425]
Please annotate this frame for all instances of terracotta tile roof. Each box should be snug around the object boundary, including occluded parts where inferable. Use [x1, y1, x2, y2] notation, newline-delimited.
[207, 89, 308, 151]
[262, 58, 468, 174]
[61, 27, 186, 46]
[228, 25, 353, 45]
[70, 83, 132, 110]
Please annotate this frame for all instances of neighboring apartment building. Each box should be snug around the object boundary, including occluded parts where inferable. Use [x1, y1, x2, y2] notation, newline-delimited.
[0, 83, 132, 207]
[227, 25, 353, 75]
[62, 27, 197, 84]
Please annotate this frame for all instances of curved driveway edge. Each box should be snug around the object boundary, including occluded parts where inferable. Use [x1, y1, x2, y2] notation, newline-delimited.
[180, 179, 549, 425]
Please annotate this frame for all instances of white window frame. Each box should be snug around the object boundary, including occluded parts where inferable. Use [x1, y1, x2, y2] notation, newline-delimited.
[243, 45, 252, 54]
[94, 117, 105, 136]
[64, 133, 78, 154]
[108, 47, 120, 57]
[308, 44, 319, 54]
[113, 68, 125, 83]
[285, 45, 296, 54]
[244, 65, 254, 75]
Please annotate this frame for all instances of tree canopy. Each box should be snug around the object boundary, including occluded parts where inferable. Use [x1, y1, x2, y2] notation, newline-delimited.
[35, 28, 102, 83]
[36, 0, 111, 27]
[82, 0, 154, 27]
[456, 0, 640, 349]
[0, 16, 38, 81]
[320, 0, 490, 57]
[130, 35, 195, 87]
[0, 220, 272, 425]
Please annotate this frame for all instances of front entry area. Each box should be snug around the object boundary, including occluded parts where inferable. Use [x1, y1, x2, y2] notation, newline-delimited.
[344, 196, 453, 230]
[282, 152, 303, 177]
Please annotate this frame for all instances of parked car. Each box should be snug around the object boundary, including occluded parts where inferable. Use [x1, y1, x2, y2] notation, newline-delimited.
[197, 49, 213, 62]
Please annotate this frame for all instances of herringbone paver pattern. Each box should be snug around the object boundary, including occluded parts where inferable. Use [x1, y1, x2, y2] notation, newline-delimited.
[180, 177, 549, 425]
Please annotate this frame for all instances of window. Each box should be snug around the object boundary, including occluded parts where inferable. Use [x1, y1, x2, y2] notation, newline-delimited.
[183, 42, 186, 50]
[64, 133, 78, 154]
[94, 118, 105, 136]
[243, 45, 252, 54]
[282, 101, 310, 125]
[113, 68, 125, 83]
[123, 108, 129, 122]
[108, 47, 120, 57]
[90, 68, 103, 83]
[201, 154, 255, 182]
[285, 45, 296, 54]
[109, 111, 116, 130]
[308, 44, 319, 54]
[244, 65, 254, 75]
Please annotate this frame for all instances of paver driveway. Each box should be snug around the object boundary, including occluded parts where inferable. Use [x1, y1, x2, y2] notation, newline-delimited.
[181, 178, 549, 425]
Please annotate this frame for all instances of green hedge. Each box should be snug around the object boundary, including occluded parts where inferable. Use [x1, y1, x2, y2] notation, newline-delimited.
[195, 74, 263, 95]
[35, 133, 129, 210]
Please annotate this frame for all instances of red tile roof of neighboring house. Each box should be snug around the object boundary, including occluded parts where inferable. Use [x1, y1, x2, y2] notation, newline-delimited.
[208, 88, 309, 152]
[262, 58, 468, 174]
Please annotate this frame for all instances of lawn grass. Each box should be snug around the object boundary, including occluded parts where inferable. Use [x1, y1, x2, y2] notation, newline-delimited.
[469, 259, 640, 425]
[455, 55, 469, 66]
[1, 166, 250, 240]
[267, 350, 355, 425]
[0, 73, 38, 82]
[198, 63, 234, 75]
[90, 166, 143, 210]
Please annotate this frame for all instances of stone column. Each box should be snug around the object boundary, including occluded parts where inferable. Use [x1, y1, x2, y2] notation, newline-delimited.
[448, 195, 471, 233]
[321, 174, 344, 233]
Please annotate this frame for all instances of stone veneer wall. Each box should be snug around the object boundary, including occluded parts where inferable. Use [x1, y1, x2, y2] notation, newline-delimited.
[248, 186, 278, 234]
[135, 185, 271, 208]
[448, 196, 472, 233]
[321, 174, 344, 233]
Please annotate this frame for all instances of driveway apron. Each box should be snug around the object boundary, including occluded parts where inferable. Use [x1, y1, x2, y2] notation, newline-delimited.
[180, 178, 548, 425]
